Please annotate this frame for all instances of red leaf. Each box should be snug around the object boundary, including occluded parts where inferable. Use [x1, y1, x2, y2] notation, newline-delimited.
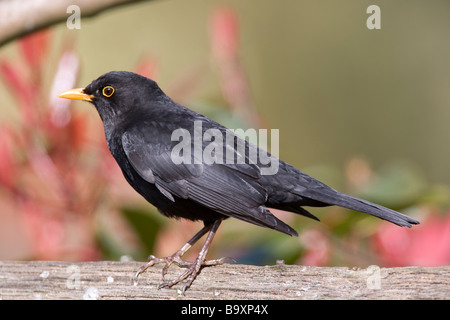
[298, 229, 331, 266]
[208, 6, 262, 126]
[21, 199, 64, 260]
[0, 60, 31, 102]
[372, 212, 450, 267]
[134, 55, 159, 80]
[69, 113, 89, 151]
[19, 29, 51, 74]
[0, 60, 35, 126]
[0, 126, 16, 188]
[210, 6, 239, 60]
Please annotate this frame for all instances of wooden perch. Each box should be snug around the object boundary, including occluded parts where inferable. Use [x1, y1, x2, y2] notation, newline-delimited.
[0, 261, 448, 299]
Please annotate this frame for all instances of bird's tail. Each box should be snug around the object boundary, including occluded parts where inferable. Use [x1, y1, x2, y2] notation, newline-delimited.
[302, 187, 419, 227]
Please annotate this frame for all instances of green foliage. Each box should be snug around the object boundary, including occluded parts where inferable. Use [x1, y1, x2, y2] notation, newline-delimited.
[121, 206, 163, 257]
[358, 162, 427, 209]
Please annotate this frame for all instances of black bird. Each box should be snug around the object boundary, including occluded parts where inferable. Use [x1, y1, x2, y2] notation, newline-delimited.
[59, 71, 419, 293]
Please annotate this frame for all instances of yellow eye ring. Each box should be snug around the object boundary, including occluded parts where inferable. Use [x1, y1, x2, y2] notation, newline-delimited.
[102, 86, 115, 97]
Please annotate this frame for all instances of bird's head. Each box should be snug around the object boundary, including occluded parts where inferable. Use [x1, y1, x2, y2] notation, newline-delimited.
[58, 71, 164, 122]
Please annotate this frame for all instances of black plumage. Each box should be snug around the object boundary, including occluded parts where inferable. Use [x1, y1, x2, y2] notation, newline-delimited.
[59, 71, 419, 292]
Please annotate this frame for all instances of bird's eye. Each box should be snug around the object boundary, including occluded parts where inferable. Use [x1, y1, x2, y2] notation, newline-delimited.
[102, 86, 115, 97]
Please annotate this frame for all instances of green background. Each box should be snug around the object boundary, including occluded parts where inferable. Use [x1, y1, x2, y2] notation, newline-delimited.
[1, 0, 450, 185]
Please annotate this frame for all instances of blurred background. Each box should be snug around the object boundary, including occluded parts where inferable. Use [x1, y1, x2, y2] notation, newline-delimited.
[0, 0, 449, 268]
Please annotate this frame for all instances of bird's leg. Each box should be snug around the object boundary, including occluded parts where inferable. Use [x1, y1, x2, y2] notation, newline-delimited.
[134, 219, 233, 292]
[133, 223, 212, 285]
[159, 219, 225, 293]
[159, 223, 213, 277]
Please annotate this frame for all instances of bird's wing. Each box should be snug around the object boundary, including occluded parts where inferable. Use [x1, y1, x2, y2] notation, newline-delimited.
[121, 121, 297, 236]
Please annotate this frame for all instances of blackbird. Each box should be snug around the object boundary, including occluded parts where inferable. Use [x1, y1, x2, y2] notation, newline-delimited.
[59, 71, 419, 293]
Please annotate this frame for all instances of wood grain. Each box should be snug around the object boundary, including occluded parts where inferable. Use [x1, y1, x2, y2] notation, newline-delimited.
[0, 261, 448, 299]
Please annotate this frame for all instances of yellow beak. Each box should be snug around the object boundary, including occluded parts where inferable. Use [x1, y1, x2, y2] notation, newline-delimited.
[58, 88, 94, 102]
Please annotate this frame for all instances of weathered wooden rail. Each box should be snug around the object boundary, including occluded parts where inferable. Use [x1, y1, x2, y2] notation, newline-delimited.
[0, 261, 448, 299]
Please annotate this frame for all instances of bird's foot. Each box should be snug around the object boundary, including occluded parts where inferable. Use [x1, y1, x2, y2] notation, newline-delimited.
[133, 220, 231, 293]
[158, 256, 234, 294]
[133, 251, 234, 293]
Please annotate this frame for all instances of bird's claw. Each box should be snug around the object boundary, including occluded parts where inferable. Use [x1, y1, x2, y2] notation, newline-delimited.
[134, 253, 233, 293]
